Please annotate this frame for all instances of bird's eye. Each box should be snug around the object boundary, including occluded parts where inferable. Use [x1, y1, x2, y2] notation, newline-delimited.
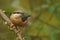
[17, 12, 21, 14]
[13, 12, 24, 14]
[13, 12, 20, 14]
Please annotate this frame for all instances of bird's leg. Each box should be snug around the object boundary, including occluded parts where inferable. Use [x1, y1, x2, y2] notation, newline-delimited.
[15, 26, 19, 30]
[9, 23, 18, 30]
[9, 23, 14, 30]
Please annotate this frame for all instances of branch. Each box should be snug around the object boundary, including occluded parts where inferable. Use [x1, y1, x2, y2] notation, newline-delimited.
[0, 9, 24, 40]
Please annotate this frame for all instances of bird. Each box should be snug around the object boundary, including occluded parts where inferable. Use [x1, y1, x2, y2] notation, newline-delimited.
[10, 10, 30, 27]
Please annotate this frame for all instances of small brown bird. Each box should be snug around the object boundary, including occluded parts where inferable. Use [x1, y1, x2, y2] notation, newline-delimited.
[10, 10, 30, 26]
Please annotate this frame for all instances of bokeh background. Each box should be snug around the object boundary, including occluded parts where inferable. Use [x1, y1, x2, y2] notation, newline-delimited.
[0, 0, 60, 40]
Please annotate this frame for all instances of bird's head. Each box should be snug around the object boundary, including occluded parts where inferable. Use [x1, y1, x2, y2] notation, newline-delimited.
[12, 10, 30, 22]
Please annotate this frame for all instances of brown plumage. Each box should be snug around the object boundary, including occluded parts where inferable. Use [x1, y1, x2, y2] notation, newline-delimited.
[10, 11, 30, 26]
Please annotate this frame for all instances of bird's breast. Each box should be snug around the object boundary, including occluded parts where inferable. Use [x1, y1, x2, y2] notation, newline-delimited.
[10, 14, 22, 25]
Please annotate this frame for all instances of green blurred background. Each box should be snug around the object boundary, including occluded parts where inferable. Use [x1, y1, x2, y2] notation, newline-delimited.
[0, 0, 60, 40]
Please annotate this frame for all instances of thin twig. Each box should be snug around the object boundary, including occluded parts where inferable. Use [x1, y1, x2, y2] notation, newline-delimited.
[0, 9, 24, 40]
